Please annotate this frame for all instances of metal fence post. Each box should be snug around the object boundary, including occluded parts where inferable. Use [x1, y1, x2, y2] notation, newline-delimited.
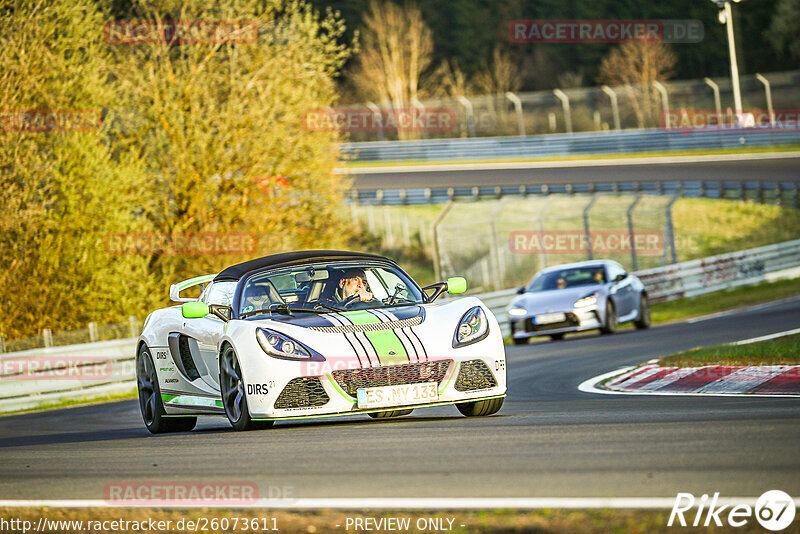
[431, 201, 454, 282]
[88, 322, 99, 343]
[583, 194, 599, 260]
[457, 96, 476, 137]
[663, 195, 679, 265]
[602, 86, 621, 131]
[383, 206, 394, 248]
[626, 195, 642, 271]
[42, 328, 53, 348]
[505, 92, 525, 136]
[0, 336, 5, 353]
[755, 74, 775, 127]
[653, 81, 670, 128]
[704, 78, 722, 127]
[129, 316, 139, 338]
[553, 89, 573, 134]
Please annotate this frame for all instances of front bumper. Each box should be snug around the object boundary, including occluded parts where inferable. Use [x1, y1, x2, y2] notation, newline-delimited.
[233, 323, 507, 420]
[510, 306, 602, 338]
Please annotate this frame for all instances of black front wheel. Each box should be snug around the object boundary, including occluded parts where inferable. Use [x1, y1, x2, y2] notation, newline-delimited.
[456, 397, 504, 417]
[220, 345, 273, 431]
[634, 295, 652, 329]
[137, 346, 196, 434]
[600, 301, 617, 335]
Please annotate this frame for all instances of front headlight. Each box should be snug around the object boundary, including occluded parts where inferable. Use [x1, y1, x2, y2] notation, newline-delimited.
[256, 328, 313, 360]
[453, 306, 489, 347]
[508, 307, 527, 317]
[574, 293, 598, 308]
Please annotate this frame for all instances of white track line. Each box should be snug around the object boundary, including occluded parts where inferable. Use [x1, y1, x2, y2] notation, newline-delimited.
[731, 327, 800, 345]
[3, 497, 797, 509]
[337, 151, 800, 175]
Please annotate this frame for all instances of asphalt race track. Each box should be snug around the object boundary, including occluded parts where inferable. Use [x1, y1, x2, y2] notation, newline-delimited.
[351, 156, 800, 191]
[1, 297, 799, 500]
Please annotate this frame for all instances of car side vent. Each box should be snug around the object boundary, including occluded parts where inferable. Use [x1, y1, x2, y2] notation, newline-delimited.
[454, 360, 497, 392]
[168, 333, 202, 381]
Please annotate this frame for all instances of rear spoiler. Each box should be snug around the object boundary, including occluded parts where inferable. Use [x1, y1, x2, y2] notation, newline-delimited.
[169, 274, 218, 303]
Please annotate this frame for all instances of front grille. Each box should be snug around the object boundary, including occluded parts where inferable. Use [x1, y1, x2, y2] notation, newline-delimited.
[524, 313, 579, 332]
[454, 360, 498, 392]
[274, 377, 330, 409]
[308, 316, 423, 334]
[332, 360, 451, 398]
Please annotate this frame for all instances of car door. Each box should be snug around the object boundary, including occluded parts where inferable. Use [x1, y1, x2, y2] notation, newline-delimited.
[182, 281, 236, 390]
[607, 263, 636, 317]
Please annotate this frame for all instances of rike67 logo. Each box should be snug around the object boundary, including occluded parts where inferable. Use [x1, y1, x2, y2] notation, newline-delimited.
[669, 490, 796, 531]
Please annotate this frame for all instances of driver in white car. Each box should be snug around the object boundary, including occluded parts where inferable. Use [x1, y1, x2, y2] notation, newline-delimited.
[333, 268, 378, 309]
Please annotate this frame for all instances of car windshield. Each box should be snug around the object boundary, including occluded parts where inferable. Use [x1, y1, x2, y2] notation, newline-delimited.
[239, 260, 424, 317]
[527, 266, 606, 292]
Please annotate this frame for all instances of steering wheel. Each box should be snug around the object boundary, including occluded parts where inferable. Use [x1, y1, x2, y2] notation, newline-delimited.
[339, 294, 361, 309]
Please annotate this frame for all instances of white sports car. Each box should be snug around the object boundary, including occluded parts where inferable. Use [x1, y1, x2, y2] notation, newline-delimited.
[136, 250, 507, 432]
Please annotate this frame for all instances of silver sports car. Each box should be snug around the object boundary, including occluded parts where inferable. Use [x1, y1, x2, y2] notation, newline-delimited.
[507, 260, 650, 344]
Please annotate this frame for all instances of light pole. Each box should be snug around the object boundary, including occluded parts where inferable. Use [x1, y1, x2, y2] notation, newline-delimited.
[711, 0, 743, 117]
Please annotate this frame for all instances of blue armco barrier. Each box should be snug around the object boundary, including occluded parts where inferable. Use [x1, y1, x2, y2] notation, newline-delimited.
[341, 127, 800, 162]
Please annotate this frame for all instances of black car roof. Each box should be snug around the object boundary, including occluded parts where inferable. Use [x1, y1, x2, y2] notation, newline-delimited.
[214, 250, 393, 281]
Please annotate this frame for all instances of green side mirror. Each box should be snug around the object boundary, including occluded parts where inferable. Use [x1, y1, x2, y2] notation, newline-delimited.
[446, 277, 467, 294]
[182, 301, 209, 318]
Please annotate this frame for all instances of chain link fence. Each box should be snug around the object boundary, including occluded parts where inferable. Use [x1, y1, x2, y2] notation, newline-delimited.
[1, 317, 141, 354]
[343, 70, 800, 142]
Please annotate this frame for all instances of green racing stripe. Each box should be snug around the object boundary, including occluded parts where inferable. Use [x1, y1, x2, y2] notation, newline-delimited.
[340, 310, 408, 365]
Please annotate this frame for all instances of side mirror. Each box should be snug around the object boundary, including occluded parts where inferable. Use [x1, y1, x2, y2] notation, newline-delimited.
[516, 286, 525, 294]
[181, 301, 209, 318]
[210, 304, 232, 322]
[446, 277, 467, 294]
[614, 273, 628, 283]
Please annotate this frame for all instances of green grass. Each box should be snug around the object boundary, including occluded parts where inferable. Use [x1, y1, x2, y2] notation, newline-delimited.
[341, 144, 800, 168]
[660, 334, 800, 367]
[650, 277, 800, 324]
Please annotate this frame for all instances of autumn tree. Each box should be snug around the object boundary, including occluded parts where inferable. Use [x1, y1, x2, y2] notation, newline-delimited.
[350, 0, 433, 138]
[598, 40, 677, 128]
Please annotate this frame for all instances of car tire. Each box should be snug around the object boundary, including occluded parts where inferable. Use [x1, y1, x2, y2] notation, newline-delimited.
[512, 337, 529, 345]
[549, 333, 565, 341]
[600, 301, 617, 335]
[634, 295, 651, 329]
[220, 345, 274, 431]
[368, 409, 413, 419]
[137, 345, 197, 434]
[456, 397, 504, 417]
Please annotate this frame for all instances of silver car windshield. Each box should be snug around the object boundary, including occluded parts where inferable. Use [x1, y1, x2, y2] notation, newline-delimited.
[527, 266, 606, 291]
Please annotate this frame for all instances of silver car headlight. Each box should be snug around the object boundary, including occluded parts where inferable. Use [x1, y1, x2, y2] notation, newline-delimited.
[256, 328, 313, 360]
[574, 293, 598, 308]
[453, 306, 489, 347]
[508, 307, 527, 317]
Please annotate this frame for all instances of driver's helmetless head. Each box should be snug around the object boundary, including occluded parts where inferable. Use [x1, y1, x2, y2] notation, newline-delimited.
[339, 268, 367, 298]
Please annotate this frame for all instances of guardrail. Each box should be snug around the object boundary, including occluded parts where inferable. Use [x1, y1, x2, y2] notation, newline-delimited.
[0, 338, 137, 413]
[2, 239, 798, 412]
[352, 179, 800, 206]
[342, 127, 800, 163]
